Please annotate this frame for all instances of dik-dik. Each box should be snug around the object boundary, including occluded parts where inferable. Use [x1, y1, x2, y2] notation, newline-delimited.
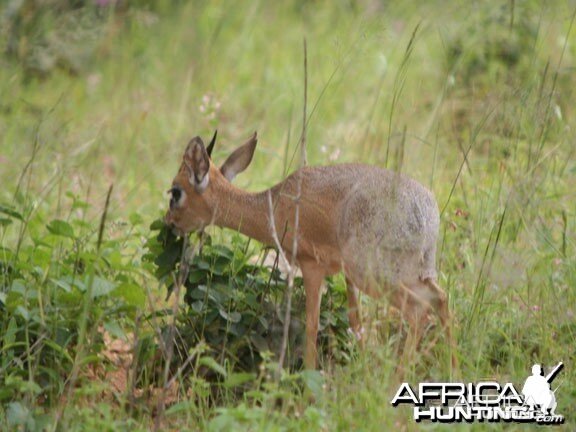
[165, 132, 451, 369]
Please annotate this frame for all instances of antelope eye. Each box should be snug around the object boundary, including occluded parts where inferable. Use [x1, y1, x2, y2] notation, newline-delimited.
[170, 187, 182, 202]
[169, 186, 184, 209]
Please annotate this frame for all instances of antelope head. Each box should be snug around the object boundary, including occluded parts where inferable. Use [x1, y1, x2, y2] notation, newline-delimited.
[164, 131, 258, 235]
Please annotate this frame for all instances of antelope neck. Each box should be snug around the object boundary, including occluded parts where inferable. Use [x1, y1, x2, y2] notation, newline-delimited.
[212, 180, 274, 246]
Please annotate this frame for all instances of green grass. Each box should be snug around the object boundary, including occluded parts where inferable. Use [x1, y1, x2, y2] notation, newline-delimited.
[1, 0, 575, 430]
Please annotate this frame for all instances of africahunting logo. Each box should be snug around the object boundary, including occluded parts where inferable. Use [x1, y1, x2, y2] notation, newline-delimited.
[391, 362, 564, 425]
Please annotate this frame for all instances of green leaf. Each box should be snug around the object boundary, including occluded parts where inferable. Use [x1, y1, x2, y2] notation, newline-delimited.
[78, 355, 100, 366]
[219, 309, 242, 323]
[150, 219, 165, 231]
[198, 356, 227, 377]
[223, 372, 256, 388]
[129, 213, 144, 226]
[90, 276, 116, 298]
[104, 321, 127, 341]
[15, 305, 30, 321]
[165, 401, 194, 416]
[0, 204, 23, 221]
[3, 317, 17, 347]
[212, 245, 234, 260]
[188, 269, 207, 284]
[0, 217, 12, 227]
[300, 370, 325, 400]
[6, 402, 29, 427]
[258, 316, 268, 330]
[19, 380, 42, 396]
[43, 340, 74, 363]
[154, 243, 182, 272]
[66, 192, 90, 210]
[190, 300, 205, 313]
[112, 282, 145, 307]
[51, 278, 72, 293]
[47, 219, 75, 239]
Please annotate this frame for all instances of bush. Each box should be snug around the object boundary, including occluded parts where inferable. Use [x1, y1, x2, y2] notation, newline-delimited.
[145, 220, 355, 381]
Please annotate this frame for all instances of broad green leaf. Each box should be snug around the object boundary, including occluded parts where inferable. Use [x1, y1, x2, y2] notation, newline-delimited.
[112, 282, 145, 308]
[104, 321, 126, 341]
[188, 269, 206, 284]
[198, 356, 227, 377]
[212, 245, 234, 260]
[18, 380, 42, 395]
[300, 370, 325, 401]
[10, 279, 27, 295]
[15, 305, 29, 321]
[47, 219, 75, 239]
[51, 278, 72, 293]
[149, 219, 165, 231]
[223, 372, 256, 388]
[219, 309, 242, 323]
[190, 300, 205, 313]
[90, 276, 116, 298]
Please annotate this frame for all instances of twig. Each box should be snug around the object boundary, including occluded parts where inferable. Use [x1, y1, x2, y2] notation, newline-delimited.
[266, 191, 294, 376]
[266, 192, 292, 272]
[276, 38, 308, 375]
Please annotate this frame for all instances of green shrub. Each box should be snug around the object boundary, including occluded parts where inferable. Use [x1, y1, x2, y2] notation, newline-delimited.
[145, 220, 355, 380]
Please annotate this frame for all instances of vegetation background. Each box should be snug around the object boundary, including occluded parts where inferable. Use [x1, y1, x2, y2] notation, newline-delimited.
[0, 0, 575, 430]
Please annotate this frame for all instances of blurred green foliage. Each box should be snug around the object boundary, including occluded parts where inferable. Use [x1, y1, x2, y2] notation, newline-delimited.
[444, 2, 542, 82]
[0, 0, 181, 77]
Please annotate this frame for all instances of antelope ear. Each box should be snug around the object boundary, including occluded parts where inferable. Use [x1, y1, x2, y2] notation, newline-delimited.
[220, 132, 257, 182]
[184, 136, 210, 193]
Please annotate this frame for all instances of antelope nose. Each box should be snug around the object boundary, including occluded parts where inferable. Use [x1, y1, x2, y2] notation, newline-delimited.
[164, 218, 182, 237]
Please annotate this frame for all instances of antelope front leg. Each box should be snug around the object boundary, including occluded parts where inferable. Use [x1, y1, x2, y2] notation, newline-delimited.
[301, 262, 325, 369]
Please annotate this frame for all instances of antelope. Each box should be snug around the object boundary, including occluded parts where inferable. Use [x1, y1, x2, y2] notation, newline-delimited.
[165, 131, 453, 369]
